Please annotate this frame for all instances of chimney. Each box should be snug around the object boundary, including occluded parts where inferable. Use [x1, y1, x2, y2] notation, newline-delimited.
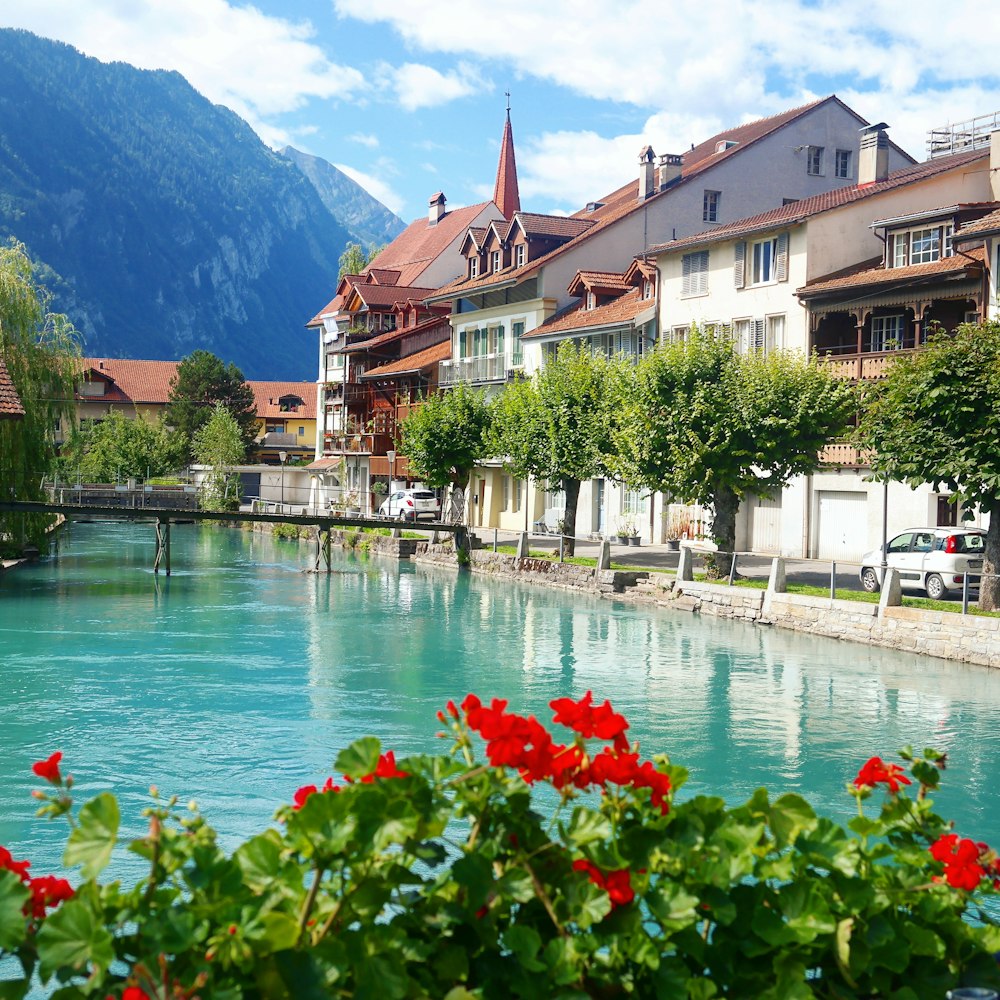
[428, 191, 446, 226]
[991, 130, 1000, 201]
[658, 153, 683, 191]
[858, 123, 890, 186]
[638, 146, 656, 201]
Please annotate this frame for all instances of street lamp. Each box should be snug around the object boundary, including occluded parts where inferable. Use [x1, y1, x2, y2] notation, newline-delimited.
[279, 450, 287, 509]
[386, 449, 396, 516]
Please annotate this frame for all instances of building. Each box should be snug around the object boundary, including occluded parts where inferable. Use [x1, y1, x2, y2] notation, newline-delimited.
[652, 121, 997, 559]
[249, 382, 318, 464]
[0, 358, 25, 420]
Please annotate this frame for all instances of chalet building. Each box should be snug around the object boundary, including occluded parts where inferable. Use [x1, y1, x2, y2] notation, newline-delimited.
[249, 382, 318, 464]
[304, 110, 519, 509]
[432, 96, 913, 538]
[652, 118, 998, 560]
[0, 358, 24, 420]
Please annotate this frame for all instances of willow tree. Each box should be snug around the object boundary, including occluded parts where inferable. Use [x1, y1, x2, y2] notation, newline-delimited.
[856, 321, 1000, 610]
[490, 343, 620, 556]
[614, 330, 855, 576]
[0, 241, 80, 555]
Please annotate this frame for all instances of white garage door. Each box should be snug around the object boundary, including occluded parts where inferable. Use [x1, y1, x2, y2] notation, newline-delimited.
[749, 495, 781, 554]
[816, 491, 868, 562]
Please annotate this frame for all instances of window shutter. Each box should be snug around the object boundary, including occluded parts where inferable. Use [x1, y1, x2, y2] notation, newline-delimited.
[752, 318, 765, 352]
[776, 232, 789, 282]
[682, 254, 693, 296]
[734, 241, 746, 288]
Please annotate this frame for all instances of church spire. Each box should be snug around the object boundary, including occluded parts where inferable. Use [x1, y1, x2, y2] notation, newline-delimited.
[492, 95, 520, 220]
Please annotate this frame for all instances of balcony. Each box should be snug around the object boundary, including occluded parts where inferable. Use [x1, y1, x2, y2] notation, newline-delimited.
[439, 354, 520, 386]
[819, 442, 870, 467]
[817, 349, 914, 381]
[321, 432, 392, 456]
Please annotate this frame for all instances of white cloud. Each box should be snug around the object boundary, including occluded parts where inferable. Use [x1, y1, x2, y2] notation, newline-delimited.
[348, 133, 380, 148]
[386, 62, 483, 111]
[2, 0, 366, 139]
[334, 163, 407, 216]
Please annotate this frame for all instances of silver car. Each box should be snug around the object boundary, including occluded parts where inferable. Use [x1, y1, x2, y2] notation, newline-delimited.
[378, 488, 440, 522]
[859, 527, 985, 599]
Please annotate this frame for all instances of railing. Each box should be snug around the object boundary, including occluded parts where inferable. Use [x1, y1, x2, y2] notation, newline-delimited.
[321, 432, 392, 455]
[927, 110, 1000, 158]
[439, 354, 519, 386]
[819, 442, 870, 467]
[817, 349, 914, 381]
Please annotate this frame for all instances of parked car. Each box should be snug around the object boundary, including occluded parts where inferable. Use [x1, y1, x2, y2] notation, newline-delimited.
[858, 528, 985, 599]
[378, 488, 440, 522]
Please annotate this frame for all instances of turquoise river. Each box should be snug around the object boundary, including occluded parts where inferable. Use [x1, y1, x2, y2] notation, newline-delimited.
[2, 521, 1000, 880]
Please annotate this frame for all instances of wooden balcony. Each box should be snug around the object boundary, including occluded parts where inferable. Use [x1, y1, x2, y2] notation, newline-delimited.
[817, 349, 915, 381]
[819, 442, 871, 467]
[322, 432, 393, 456]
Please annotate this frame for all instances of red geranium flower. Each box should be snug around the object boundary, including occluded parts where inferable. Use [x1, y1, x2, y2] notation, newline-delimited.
[572, 858, 634, 909]
[26, 874, 74, 918]
[930, 833, 988, 890]
[292, 785, 318, 810]
[122, 987, 151, 1000]
[360, 751, 409, 783]
[853, 756, 911, 793]
[0, 845, 31, 881]
[31, 751, 62, 784]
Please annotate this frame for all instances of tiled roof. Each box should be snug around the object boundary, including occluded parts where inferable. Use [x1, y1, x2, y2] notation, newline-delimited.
[465, 227, 489, 251]
[348, 283, 436, 309]
[798, 246, 986, 298]
[493, 112, 521, 219]
[954, 207, 1000, 241]
[341, 314, 450, 354]
[0, 357, 24, 418]
[571, 270, 631, 294]
[248, 381, 317, 420]
[366, 268, 402, 285]
[514, 212, 595, 240]
[78, 358, 180, 404]
[523, 287, 651, 339]
[651, 148, 990, 254]
[307, 293, 344, 327]
[361, 339, 452, 378]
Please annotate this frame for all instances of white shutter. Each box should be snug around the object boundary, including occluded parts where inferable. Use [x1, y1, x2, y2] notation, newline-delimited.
[681, 254, 693, 296]
[734, 241, 746, 288]
[776, 232, 789, 282]
[751, 318, 765, 352]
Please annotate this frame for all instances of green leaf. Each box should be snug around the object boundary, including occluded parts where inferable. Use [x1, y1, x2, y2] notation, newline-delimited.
[769, 793, 816, 848]
[36, 896, 114, 982]
[256, 950, 330, 1000]
[0, 982, 30, 1000]
[335, 737, 381, 779]
[0, 869, 30, 950]
[502, 925, 546, 972]
[564, 876, 611, 930]
[235, 829, 287, 892]
[248, 912, 300, 955]
[563, 806, 612, 847]
[63, 792, 119, 879]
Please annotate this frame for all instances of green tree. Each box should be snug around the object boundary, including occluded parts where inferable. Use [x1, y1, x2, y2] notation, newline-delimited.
[60, 410, 183, 483]
[615, 330, 855, 575]
[337, 241, 386, 280]
[857, 321, 1000, 610]
[0, 240, 80, 555]
[491, 343, 620, 555]
[165, 350, 257, 462]
[400, 382, 492, 519]
[193, 402, 246, 510]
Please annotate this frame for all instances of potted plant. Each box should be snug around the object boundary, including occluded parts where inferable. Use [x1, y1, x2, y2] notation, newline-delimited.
[343, 490, 361, 517]
[615, 515, 635, 545]
[663, 511, 687, 550]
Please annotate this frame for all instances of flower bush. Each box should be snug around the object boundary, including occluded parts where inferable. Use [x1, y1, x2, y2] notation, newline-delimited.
[2, 694, 1000, 999]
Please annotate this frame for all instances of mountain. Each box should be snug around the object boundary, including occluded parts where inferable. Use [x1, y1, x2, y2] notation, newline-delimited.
[0, 29, 362, 379]
[281, 146, 405, 250]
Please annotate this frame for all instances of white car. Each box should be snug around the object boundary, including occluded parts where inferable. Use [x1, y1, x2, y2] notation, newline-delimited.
[859, 527, 985, 599]
[378, 488, 440, 522]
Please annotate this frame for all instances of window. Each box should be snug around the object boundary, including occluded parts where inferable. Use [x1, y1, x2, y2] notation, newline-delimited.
[515, 243, 526, 267]
[751, 237, 778, 284]
[278, 395, 303, 412]
[871, 314, 904, 352]
[512, 479, 521, 513]
[888, 223, 955, 268]
[502, 475, 511, 511]
[494, 324, 505, 358]
[766, 314, 785, 353]
[511, 320, 525, 366]
[681, 250, 709, 296]
[910, 228, 940, 265]
[298, 426, 304, 436]
[642, 279, 653, 300]
[586, 291, 596, 310]
[621, 487, 647, 516]
[807, 146, 824, 175]
[835, 149, 852, 178]
[491, 250, 501, 273]
[703, 190, 720, 223]
[669, 325, 689, 343]
[469, 256, 479, 278]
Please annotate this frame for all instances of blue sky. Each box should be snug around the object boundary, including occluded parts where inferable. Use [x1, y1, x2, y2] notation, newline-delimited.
[4, 0, 1000, 223]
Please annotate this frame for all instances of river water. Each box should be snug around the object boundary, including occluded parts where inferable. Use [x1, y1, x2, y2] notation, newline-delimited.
[2, 521, 1000, 876]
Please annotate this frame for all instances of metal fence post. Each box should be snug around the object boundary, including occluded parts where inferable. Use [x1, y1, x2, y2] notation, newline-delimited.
[830, 561, 837, 601]
[493, 527, 498, 553]
[727, 553, 738, 586]
[962, 572, 970, 615]
[559, 534, 565, 563]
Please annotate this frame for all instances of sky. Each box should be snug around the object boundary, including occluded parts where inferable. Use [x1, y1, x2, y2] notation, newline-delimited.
[3, 0, 1000, 224]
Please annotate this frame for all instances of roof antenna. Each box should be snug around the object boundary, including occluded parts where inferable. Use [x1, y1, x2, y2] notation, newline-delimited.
[505, 90, 511, 119]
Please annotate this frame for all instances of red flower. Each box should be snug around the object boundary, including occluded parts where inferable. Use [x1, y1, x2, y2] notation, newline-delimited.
[26, 875, 74, 918]
[359, 751, 409, 783]
[31, 751, 62, 784]
[930, 833, 988, 890]
[550, 691, 628, 747]
[292, 785, 318, 810]
[122, 988, 151, 1000]
[572, 858, 634, 909]
[0, 845, 31, 881]
[853, 756, 911, 793]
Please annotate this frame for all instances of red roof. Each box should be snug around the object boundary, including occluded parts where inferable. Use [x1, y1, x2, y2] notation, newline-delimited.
[0, 357, 24, 419]
[78, 358, 180, 403]
[652, 148, 990, 254]
[249, 381, 317, 420]
[954, 206, 1000, 241]
[347, 283, 437, 309]
[524, 287, 651, 339]
[493, 111, 521, 219]
[361, 339, 452, 378]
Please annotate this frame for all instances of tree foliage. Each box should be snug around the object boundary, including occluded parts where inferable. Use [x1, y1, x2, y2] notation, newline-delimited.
[857, 321, 1000, 609]
[166, 350, 257, 462]
[0, 239, 80, 555]
[59, 410, 183, 483]
[491, 344, 621, 554]
[400, 382, 492, 498]
[614, 331, 855, 574]
[194, 402, 246, 510]
[338, 241, 385, 280]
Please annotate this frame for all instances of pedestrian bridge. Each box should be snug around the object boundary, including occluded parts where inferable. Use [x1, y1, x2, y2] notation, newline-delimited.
[0, 498, 464, 575]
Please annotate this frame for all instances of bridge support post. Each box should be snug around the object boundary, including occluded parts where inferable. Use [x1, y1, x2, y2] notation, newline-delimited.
[314, 527, 332, 573]
[154, 517, 171, 576]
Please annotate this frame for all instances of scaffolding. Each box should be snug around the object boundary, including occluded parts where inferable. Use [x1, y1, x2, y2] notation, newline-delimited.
[927, 110, 1000, 158]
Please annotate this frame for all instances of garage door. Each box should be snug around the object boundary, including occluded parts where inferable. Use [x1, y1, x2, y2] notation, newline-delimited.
[816, 491, 867, 562]
[749, 495, 781, 554]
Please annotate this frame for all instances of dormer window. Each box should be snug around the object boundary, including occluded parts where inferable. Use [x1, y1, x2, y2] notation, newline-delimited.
[469, 256, 479, 279]
[278, 395, 304, 412]
[491, 250, 501, 273]
[586, 291, 596, 310]
[515, 244, 526, 267]
[889, 223, 954, 268]
[642, 279, 653, 300]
